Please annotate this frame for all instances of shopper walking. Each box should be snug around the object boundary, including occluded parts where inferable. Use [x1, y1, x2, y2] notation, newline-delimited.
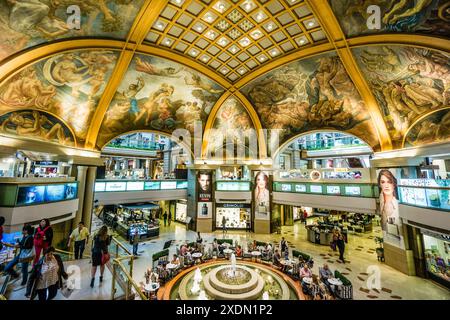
[33, 219, 53, 265]
[163, 211, 168, 226]
[222, 216, 227, 234]
[27, 247, 67, 301]
[67, 222, 90, 260]
[168, 211, 172, 226]
[90, 226, 111, 288]
[3, 225, 34, 286]
[132, 229, 139, 256]
[331, 229, 338, 252]
[246, 217, 251, 233]
[280, 237, 287, 255]
[336, 231, 346, 263]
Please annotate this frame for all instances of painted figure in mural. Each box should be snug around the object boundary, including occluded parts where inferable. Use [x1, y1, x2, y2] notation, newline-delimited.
[377, 170, 401, 237]
[135, 57, 184, 78]
[360, 47, 401, 73]
[184, 71, 223, 94]
[406, 110, 450, 146]
[382, 0, 433, 25]
[0, 68, 57, 110]
[134, 83, 175, 126]
[0, 110, 72, 145]
[114, 76, 145, 113]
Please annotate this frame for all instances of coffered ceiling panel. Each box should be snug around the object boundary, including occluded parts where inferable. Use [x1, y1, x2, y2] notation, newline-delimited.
[145, 0, 328, 82]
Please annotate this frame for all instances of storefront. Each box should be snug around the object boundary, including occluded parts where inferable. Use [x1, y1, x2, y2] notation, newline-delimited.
[293, 206, 313, 221]
[104, 202, 160, 240]
[215, 203, 251, 229]
[422, 230, 450, 288]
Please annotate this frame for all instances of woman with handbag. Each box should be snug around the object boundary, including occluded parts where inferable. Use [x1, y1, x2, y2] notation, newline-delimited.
[27, 246, 68, 300]
[3, 225, 34, 286]
[90, 226, 111, 288]
[33, 219, 53, 265]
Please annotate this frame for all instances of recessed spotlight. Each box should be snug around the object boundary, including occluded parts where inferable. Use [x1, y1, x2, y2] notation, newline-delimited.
[256, 14, 263, 21]
[221, 68, 228, 74]
[245, 3, 251, 10]
[196, 25, 203, 31]
[190, 50, 198, 56]
[157, 22, 164, 29]
[307, 21, 315, 27]
[299, 39, 306, 44]
[239, 68, 246, 74]
[202, 56, 208, 62]
[270, 50, 278, 56]
[231, 47, 237, 53]
[164, 39, 171, 45]
[267, 24, 273, 31]
[259, 56, 265, 61]
[219, 4, 225, 10]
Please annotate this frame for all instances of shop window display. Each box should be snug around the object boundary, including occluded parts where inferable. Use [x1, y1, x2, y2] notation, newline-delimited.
[423, 234, 450, 284]
[215, 204, 250, 229]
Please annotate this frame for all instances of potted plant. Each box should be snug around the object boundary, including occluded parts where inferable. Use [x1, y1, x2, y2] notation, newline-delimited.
[375, 237, 384, 262]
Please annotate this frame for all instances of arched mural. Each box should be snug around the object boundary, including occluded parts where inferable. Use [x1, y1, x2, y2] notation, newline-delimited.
[329, 0, 450, 38]
[0, 49, 119, 143]
[96, 53, 224, 149]
[241, 52, 380, 151]
[404, 109, 450, 147]
[0, 0, 144, 61]
[353, 45, 449, 147]
[0, 109, 75, 146]
[205, 96, 256, 158]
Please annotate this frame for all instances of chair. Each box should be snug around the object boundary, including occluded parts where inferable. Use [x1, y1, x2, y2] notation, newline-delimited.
[287, 262, 300, 280]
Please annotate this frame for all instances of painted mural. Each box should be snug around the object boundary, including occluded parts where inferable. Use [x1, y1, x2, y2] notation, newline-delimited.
[329, 0, 450, 38]
[404, 109, 450, 147]
[354, 45, 449, 145]
[241, 52, 380, 151]
[206, 96, 255, 158]
[0, 109, 75, 146]
[0, 0, 144, 61]
[96, 54, 224, 148]
[0, 49, 119, 143]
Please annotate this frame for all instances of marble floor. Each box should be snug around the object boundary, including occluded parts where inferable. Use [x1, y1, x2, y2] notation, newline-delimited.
[125, 221, 450, 300]
[3, 219, 449, 300]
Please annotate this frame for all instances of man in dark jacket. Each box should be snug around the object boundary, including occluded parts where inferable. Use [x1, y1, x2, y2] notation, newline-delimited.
[3, 225, 34, 286]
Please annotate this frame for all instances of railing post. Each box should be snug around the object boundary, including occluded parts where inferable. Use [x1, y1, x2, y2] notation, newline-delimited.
[111, 262, 117, 300]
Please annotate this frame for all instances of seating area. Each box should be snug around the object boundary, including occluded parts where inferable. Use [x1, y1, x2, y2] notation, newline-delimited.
[141, 238, 353, 300]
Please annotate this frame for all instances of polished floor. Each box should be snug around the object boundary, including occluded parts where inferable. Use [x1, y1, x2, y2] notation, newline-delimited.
[3, 219, 450, 300]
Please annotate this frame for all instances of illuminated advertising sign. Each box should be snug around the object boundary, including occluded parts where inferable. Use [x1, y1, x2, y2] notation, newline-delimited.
[161, 181, 177, 190]
[126, 181, 144, 191]
[105, 182, 126, 192]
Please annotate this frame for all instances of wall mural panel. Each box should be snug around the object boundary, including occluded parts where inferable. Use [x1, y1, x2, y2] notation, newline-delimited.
[0, 0, 145, 61]
[206, 96, 255, 158]
[329, 0, 450, 38]
[0, 109, 75, 146]
[241, 52, 380, 151]
[353, 45, 449, 147]
[0, 49, 119, 143]
[405, 109, 450, 147]
[97, 54, 224, 148]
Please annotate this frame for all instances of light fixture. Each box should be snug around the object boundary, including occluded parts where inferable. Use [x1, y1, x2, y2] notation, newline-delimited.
[266, 23, 273, 31]
[256, 13, 263, 21]
[221, 68, 228, 74]
[245, 3, 251, 11]
[230, 47, 237, 53]
[156, 22, 164, 29]
[201, 56, 209, 62]
[196, 25, 203, 32]
[270, 49, 278, 56]
[218, 37, 228, 46]
[259, 55, 266, 61]
[164, 39, 171, 45]
[307, 21, 315, 27]
[190, 50, 198, 56]
[299, 38, 306, 44]
[238, 68, 246, 74]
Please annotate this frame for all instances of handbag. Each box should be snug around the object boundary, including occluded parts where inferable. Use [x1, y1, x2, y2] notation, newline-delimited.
[18, 248, 35, 263]
[101, 252, 110, 265]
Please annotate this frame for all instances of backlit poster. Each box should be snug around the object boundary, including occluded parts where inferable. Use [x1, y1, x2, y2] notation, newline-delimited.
[45, 184, 65, 202]
[197, 202, 213, 219]
[377, 169, 405, 249]
[197, 171, 212, 202]
[253, 171, 271, 220]
[161, 181, 177, 189]
[17, 185, 45, 205]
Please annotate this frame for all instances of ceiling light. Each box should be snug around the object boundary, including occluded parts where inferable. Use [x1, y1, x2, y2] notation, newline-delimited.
[156, 22, 164, 29]
[231, 47, 237, 53]
[245, 3, 251, 10]
[221, 68, 228, 74]
[239, 68, 246, 74]
[270, 49, 278, 56]
[202, 56, 208, 62]
[164, 39, 171, 45]
[196, 25, 203, 31]
[259, 56, 266, 61]
[307, 21, 315, 27]
[256, 14, 263, 21]
[299, 38, 306, 44]
[190, 50, 198, 56]
[267, 24, 273, 31]
[239, 37, 250, 47]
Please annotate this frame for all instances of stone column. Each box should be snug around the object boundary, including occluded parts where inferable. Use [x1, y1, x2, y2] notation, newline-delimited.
[74, 166, 88, 228]
[82, 166, 97, 231]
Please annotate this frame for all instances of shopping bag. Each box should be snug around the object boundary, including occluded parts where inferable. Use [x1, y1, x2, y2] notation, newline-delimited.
[101, 252, 111, 265]
[60, 280, 73, 299]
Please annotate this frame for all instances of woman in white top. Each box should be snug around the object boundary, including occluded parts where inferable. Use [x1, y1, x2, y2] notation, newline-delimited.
[255, 171, 270, 216]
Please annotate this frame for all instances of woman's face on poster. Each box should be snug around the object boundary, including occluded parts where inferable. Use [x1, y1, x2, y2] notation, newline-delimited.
[257, 174, 267, 189]
[380, 174, 394, 197]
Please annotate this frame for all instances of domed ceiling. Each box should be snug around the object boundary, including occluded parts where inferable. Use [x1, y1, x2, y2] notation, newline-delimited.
[0, 0, 448, 157]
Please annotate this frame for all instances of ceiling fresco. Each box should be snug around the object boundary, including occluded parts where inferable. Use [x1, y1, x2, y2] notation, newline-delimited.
[353, 45, 449, 147]
[0, 109, 75, 146]
[0, 49, 119, 145]
[329, 0, 450, 38]
[404, 109, 450, 148]
[96, 53, 224, 148]
[241, 51, 380, 150]
[206, 96, 255, 157]
[0, 0, 144, 61]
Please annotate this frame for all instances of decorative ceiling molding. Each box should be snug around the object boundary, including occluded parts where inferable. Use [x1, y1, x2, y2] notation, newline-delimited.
[84, 0, 170, 149]
[305, 0, 392, 151]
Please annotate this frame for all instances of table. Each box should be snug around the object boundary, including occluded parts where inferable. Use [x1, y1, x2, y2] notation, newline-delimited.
[327, 278, 343, 286]
[251, 251, 261, 262]
[192, 252, 203, 264]
[223, 248, 234, 259]
[144, 282, 160, 299]
[302, 276, 312, 284]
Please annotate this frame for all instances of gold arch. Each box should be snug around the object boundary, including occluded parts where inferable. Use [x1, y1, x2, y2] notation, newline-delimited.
[201, 92, 267, 159]
[271, 129, 375, 161]
[99, 129, 195, 160]
[401, 107, 450, 149]
[0, 108, 79, 148]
